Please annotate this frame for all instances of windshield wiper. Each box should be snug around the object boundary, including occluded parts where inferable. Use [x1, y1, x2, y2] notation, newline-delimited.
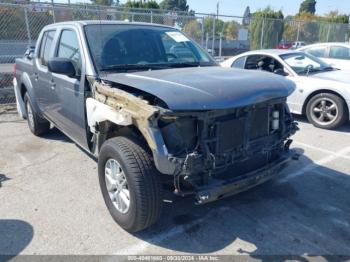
[322, 66, 336, 71]
[300, 67, 324, 76]
[303, 67, 336, 76]
[100, 64, 171, 72]
[167, 62, 207, 68]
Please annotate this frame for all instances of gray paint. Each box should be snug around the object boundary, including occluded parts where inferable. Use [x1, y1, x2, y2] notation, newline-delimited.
[16, 20, 296, 156]
[102, 67, 295, 111]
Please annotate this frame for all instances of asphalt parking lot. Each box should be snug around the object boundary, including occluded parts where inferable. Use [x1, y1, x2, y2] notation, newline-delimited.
[1, 107, 350, 258]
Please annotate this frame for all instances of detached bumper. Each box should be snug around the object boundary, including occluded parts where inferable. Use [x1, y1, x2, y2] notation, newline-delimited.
[195, 150, 299, 204]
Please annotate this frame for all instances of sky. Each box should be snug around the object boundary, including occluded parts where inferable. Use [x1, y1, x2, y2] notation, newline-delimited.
[53, 0, 350, 17]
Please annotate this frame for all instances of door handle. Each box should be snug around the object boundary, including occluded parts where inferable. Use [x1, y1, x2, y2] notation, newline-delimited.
[50, 80, 56, 90]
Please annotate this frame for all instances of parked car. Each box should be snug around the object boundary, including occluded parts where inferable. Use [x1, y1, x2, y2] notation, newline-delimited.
[291, 41, 306, 49]
[298, 42, 350, 71]
[221, 49, 350, 129]
[276, 41, 292, 50]
[14, 21, 299, 232]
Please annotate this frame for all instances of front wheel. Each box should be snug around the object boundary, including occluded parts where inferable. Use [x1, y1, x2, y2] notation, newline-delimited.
[98, 136, 162, 232]
[306, 93, 348, 130]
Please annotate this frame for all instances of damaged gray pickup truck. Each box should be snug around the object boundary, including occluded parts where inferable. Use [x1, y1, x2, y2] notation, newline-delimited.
[14, 21, 299, 232]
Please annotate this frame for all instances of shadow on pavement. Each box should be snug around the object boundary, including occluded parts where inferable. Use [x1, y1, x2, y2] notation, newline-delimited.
[134, 149, 350, 258]
[0, 174, 10, 187]
[0, 219, 33, 259]
[41, 127, 72, 143]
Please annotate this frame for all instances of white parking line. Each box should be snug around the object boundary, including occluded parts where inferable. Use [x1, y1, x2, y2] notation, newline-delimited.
[293, 141, 350, 161]
[117, 141, 350, 255]
[280, 145, 350, 183]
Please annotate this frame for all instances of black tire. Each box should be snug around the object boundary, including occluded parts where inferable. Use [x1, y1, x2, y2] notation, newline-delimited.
[306, 93, 348, 130]
[98, 136, 162, 232]
[24, 93, 50, 136]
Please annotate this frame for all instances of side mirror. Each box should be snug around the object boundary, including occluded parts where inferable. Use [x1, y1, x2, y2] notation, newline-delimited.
[24, 49, 35, 60]
[48, 58, 76, 78]
[274, 68, 288, 76]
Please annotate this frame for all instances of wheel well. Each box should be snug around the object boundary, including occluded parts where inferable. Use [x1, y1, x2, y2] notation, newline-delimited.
[20, 84, 27, 100]
[96, 121, 150, 154]
[302, 89, 349, 115]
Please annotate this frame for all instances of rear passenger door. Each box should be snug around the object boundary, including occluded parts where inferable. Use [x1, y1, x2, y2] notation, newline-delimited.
[51, 28, 87, 147]
[328, 46, 350, 70]
[35, 30, 57, 118]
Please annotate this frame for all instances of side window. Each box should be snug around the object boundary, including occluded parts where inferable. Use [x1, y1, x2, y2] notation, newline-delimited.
[232, 56, 246, 69]
[329, 46, 350, 60]
[56, 30, 82, 73]
[305, 46, 326, 58]
[39, 30, 55, 67]
[245, 55, 263, 70]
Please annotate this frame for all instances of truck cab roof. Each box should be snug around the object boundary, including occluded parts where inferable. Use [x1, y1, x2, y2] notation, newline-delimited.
[43, 20, 175, 30]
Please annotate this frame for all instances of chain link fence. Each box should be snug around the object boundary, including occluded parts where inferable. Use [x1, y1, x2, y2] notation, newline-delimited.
[0, 2, 349, 104]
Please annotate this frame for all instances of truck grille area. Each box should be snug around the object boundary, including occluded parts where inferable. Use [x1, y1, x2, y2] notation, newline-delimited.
[211, 105, 273, 155]
[216, 118, 245, 152]
[204, 101, 294, 177]
[211, 107, 270, 153]
[160, 98, 297, 178]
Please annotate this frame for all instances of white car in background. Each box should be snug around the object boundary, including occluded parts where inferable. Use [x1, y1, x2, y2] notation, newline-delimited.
[291, 41, 306, 49]
[221, 50, 350, 129]
[298, 43, 350, 71]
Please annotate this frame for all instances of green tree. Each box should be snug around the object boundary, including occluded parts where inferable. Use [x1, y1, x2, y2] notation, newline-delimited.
[182, 19, 201, 41]
[223, 21, 239, 40]
[123, 0, 159, 9]
[283, 12, 320, 43]
[318, 11, 349, 42]
[202, 17, 239, 40]
[91, 0, 115, 6]
[299, 0, 317, 14]
[121, 1, 160, 23]
[249, 7, 284, 50]
[159, 0, 189, 12]
[242, 6, 251, 26]
[203, 16, 224, 37]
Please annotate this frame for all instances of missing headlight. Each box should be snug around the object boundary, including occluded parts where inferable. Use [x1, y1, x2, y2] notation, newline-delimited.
[160, 117, 197, 156]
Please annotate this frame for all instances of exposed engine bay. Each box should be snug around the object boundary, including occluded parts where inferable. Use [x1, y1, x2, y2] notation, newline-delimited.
[87, 77, 299, 204]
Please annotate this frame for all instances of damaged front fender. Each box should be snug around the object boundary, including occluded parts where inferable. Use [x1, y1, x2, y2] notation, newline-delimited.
[87, 79, 177, 174]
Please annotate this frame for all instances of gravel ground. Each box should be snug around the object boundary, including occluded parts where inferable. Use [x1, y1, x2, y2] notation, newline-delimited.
[1, 107, 350, 259]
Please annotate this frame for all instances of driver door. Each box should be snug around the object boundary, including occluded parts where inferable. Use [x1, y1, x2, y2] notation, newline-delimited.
[50, 28, 87, 148]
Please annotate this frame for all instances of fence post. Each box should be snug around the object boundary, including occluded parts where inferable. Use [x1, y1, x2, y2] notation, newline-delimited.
[212, 14, 216, 56]
[326, 24, 331, 42]
[24, 6, 32, 46]
[51, 0, 56, 23]
[201, 17, 205, 47]
[150, 10, 153, 23]
[206, 32, 209, 50]
[260, 16, 265, 49]
[219, 32, 222, 58]
[296, 21, 300, 42]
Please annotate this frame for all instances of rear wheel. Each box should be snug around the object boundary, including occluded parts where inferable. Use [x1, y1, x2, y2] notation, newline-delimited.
[98, 136, 162, 232]
[24, 93, 50, 136]
[306, 93, 348, 130]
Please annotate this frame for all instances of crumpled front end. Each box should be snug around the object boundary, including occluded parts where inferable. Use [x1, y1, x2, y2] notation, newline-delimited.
[156, 98, 299, 203]
[89, 79, 299, 204]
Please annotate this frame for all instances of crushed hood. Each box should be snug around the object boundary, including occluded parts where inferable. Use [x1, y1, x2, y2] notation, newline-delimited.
[102, 67, 295, 110]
